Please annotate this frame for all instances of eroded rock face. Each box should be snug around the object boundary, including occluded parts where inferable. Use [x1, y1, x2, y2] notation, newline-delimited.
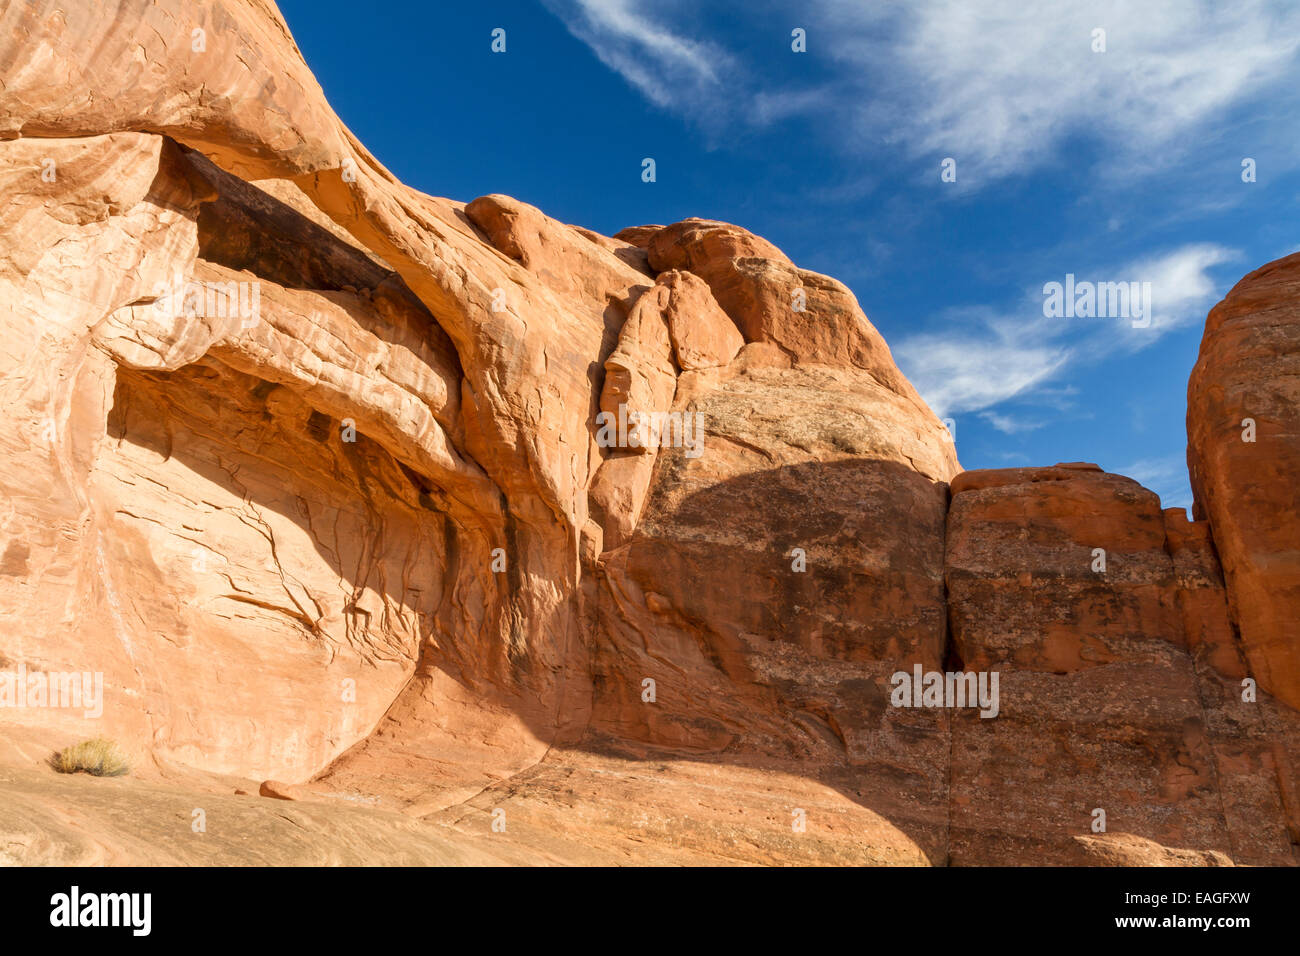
[0, 132, 483, 780]
[0, 0, 1295, 866]
[945, 465, 1296, 865]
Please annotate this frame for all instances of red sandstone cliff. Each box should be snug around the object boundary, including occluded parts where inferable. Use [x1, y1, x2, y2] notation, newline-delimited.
[0, 0, 1294, 866]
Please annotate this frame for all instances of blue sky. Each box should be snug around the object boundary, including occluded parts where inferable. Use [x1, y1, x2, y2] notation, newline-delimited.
[278, 0, 1300, 511]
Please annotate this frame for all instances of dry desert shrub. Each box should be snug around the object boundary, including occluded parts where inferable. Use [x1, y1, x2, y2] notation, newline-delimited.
[50, 738, 130, 777]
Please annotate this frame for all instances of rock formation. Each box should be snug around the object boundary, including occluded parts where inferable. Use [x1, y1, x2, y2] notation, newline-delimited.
[0, 0, 1294, 866]
[1188, 255, 1300, 713]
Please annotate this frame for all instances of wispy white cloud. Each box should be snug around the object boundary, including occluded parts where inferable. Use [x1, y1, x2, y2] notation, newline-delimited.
[978, 411, 1045, 435]
[545, 0, 1300, 184]
[893, 308, 1069, 418]
[893, 243, 1236, 418]
[542, 0, 737, 110]
[1127, 243, 1242, 337]
[822, 0, 1300, 182]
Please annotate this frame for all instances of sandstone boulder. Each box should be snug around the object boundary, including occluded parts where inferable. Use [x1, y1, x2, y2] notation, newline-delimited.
[657, 269, 745, 371]
[642, 219, 925, 405]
